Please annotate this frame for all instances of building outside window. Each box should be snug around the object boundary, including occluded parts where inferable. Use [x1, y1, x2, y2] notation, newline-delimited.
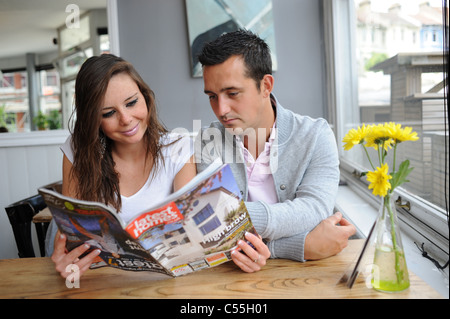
[0, 69, 61, 132]
[0, 9, 108, 133]
[354, 0, 447, 210]
[325, 0, 448, 266]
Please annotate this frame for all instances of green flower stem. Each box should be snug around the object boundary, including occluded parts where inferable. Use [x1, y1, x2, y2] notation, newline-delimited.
[381, 140, 388, 164]
[363, 145, 376, 170]
[384, 194, 402, 284]
[378, 144, 383, 167]
[392, 143, 398, 174]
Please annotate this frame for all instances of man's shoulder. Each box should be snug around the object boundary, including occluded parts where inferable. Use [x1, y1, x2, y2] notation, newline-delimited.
[276, 102, 329, 133]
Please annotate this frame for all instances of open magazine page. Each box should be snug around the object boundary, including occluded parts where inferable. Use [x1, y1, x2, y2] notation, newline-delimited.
[125, 164, 257, 276]
[39, 189, 170, 275]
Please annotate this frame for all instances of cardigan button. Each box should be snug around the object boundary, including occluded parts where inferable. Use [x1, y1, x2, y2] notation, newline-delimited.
[280, 184, 286, 190]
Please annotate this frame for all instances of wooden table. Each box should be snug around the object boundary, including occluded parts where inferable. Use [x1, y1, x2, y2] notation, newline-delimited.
[0, 240, 442, 299]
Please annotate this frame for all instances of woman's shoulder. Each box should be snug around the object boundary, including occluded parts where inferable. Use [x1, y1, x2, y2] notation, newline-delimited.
[160, 132, 194, 162]
[60, 134, 74, 163]
[160, 132, 193, 148]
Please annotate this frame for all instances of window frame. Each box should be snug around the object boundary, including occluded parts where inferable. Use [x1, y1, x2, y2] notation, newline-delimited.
[193, 203, 215, 225]
[322, 0, 449, 262]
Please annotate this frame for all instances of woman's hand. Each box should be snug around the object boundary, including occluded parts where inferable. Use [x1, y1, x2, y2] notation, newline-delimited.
[51, 232, 101, 279]
[231, 232, 270, 273]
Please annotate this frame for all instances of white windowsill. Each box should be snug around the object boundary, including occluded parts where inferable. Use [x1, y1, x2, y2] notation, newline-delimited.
[336, 185, 449, 298]
[0, 130, 70, 148]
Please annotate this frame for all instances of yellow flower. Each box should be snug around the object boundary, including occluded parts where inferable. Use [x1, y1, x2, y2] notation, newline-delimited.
[367, 164, 392, 197]
[342, 122, 418, 197]
[365, 123, 393, 151]
[385, 122, 419, 143]
[342, 124, 371, 151]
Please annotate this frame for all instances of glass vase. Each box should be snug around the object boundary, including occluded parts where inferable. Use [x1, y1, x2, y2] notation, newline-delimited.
[371, 194, 410, 292]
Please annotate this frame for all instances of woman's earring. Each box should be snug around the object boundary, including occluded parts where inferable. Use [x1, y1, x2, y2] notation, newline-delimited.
[99, 135, 106, 158]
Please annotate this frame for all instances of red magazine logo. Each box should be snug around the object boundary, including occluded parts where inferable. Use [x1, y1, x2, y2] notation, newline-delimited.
[126, 202, 183, 239]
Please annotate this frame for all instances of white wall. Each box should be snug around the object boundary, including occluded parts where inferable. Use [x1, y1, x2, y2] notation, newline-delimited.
[0, 130, 68, 259]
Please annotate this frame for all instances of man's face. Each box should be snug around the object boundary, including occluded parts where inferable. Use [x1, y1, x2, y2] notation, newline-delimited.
[203, 55, 273, 135]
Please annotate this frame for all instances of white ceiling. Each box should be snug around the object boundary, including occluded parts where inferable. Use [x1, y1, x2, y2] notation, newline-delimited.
[0, 0, 107, 60]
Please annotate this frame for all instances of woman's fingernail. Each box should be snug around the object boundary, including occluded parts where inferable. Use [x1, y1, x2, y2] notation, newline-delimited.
[245, 231, 254, 238]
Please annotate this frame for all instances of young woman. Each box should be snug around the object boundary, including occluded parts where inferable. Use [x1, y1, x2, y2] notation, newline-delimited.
[49, 54, 196, 278]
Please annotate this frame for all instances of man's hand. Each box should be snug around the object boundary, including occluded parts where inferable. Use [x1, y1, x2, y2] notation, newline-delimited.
[304, 212, 356, 260]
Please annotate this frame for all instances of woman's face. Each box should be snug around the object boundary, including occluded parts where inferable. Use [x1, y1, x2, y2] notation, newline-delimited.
[100, 73, 148, 147]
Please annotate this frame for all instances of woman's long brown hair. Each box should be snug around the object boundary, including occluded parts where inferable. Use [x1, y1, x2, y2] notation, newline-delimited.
[70, 54, 168, 211]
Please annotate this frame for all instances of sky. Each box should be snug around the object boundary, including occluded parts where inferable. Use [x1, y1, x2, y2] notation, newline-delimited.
[355, 0, 443, 14]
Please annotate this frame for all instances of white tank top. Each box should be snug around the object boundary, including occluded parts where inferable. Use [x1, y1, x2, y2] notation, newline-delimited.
[60, 133, 194, 223]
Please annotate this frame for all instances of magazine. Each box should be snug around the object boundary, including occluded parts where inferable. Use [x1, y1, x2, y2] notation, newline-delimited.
[38, 161, 257, 277]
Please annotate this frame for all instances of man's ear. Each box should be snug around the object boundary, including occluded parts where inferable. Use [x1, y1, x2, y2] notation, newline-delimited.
[261, 74, 274, 98]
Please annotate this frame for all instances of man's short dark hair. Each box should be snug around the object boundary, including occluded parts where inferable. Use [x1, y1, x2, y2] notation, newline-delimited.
[198, 29, 272, 88]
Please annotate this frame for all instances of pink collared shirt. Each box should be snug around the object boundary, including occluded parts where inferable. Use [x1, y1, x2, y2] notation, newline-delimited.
[236, 124, 278, 204]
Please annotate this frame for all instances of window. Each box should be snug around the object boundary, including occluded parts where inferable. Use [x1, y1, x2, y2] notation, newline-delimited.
[353, 0, 447, 210]
[0, 9, 109, 134]
[0, 71, 27, 132]
[324, 0, 448, 259]
[199, 216, 221, 236]
[59, 15, 90, 53]
[193, 204, 215, 225]
[0, 69, 61, 132]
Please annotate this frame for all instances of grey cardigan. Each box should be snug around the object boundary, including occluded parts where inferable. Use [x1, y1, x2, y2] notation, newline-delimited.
[195, 96, 340, 261]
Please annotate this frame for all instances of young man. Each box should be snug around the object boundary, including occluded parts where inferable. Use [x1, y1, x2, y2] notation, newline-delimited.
[195, 30, 356, 272]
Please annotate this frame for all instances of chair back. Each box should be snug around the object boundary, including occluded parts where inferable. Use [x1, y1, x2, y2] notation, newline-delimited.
[5, 194, 47, 258]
